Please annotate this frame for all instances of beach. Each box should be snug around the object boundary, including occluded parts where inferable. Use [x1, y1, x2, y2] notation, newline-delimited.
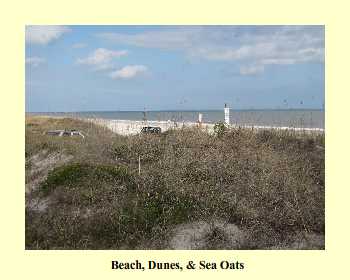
[80, 117, 325, 136]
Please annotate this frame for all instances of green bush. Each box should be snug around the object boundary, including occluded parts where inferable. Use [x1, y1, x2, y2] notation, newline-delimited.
[214, 121, 227, 138]
[40, 163, 133, 195]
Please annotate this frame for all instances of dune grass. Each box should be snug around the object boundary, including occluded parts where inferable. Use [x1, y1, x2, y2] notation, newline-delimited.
[25, 116, 325, 249]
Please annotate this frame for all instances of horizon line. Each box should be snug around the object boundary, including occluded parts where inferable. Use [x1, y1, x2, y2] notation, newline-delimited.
[26, 108, 325, 113]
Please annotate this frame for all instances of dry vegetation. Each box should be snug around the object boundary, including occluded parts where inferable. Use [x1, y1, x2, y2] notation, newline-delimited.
[25, 116, 325, 249]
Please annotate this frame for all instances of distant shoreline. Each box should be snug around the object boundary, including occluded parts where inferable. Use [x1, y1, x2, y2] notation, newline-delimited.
[26, 109, 325, 128]
[26, 114, 324, 135]
[26, 108, 325, 114]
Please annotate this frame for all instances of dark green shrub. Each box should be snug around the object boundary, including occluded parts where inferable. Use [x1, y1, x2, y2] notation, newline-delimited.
[40, 163, 133, 195]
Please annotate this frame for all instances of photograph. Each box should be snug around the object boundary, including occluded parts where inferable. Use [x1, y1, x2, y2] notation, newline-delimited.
[25, 25, 325, 250]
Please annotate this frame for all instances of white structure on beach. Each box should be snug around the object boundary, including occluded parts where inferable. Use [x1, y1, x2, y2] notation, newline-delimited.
[198, 113, 203, 124]
[224, 103, 230, 125]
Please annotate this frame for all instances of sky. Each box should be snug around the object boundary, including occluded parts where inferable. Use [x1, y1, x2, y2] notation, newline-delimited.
[25, 25, 324, 112]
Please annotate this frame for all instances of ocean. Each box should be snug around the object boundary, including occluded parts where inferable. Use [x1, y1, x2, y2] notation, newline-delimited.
[29, 109, 325, 129]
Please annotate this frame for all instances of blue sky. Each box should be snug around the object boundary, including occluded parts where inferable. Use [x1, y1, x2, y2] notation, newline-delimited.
[25, 25, 324, 112]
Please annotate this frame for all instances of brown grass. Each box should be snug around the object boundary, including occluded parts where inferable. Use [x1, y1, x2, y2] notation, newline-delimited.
[25, 116, 325, 249]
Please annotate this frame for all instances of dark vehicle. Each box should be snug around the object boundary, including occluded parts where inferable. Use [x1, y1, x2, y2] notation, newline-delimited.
[140, 126, 162, 134]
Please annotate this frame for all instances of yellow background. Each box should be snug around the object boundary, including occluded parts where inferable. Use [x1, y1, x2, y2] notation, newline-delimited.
[1, 0, 348, 278]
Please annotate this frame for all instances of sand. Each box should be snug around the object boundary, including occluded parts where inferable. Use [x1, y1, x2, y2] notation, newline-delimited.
[80, 118, 325, 136]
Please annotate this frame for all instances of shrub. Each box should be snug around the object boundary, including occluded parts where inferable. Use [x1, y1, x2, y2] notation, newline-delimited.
[214, 121, 227, 138]
[40, 163, 133, 195]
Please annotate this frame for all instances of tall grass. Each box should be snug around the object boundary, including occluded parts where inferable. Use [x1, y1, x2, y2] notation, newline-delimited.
[25, 116, 325, 249]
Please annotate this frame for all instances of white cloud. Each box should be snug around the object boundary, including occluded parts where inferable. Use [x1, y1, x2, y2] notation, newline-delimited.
[25, 56, 46, 67]
[25, 25, 71, 45]
[72, 43, 87, 48]
[239, 64, 264, 75]
[109, 65, 148, 79]
[77, 48, 128, 71]
[98, 26, 324, 68]
[200, 43, 324, 65]
[98, 28, 197, 50]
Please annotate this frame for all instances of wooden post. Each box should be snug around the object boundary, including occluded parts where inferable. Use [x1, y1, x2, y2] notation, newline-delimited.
[138, 155, 141, 175]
